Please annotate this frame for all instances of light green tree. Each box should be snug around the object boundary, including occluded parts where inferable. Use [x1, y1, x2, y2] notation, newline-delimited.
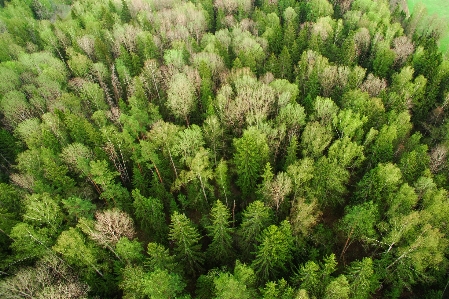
[345, 258, 378, 299]
[324, 275, 350, 299]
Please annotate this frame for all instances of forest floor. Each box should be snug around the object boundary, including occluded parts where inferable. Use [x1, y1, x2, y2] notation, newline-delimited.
[406, 0, 449, 56]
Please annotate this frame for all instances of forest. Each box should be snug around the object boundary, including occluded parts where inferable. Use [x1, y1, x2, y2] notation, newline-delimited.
[1, 0, 449, 298]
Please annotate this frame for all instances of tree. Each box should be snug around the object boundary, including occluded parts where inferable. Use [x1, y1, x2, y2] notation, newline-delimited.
[9, 222, 51, 261]
[89, 209, 136, 247]
[169, 212, 204, 276]
[142, 268, 186, 299]
[345, 258, 378, 299]
[166, 72, 196, 126]
[301, 121, 333, 158]
[89, 160, 131, 209]
[214, 159, 231, 207]
[251, 220, 294, 282]
[132, 189, 167, 243]
[62, 196, 96, 223]
[324, 275, 350, 299]
[145, 242, 178, 273]
[262, 278, 295, 299]
[0, 255, 89, 299]
[238, 200, 273, 259]
[206, 200, 234, 264]
[22, 193, 63, 234]
[213, 272, 251, 299]
[339, 201, 379, 260]
[53, 227, 103, 276]
[120, 266, 186, 299]
[233, 127, 270, 196]
[306, 0, 334, 22]
[203, 115, 225, 165]
[120, 0, 132, 23]
[296, 254, 338, 298]
[260, 170, 292, 215]
[172, 147, 214, 211]
[372, 41, 396, 78]
[290, 197, 321, 241]
[278, 47, 293, 80]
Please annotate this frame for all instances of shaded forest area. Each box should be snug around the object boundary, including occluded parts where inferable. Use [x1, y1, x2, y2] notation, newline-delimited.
[1, 0, 449, 298]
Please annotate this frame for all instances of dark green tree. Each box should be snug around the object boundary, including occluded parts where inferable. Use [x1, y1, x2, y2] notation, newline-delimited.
[206, 200, 234, 264]
[238, 200, 273, 259]
[251, 220, 294, 283]
[169, 212, 204, 276]
[233, 127, 270, 197]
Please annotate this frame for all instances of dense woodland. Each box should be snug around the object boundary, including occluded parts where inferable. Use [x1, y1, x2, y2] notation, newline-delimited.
[1, 0, 449, 298]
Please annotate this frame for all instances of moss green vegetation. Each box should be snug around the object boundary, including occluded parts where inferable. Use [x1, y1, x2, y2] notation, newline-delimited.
[1, 0, 449, 298]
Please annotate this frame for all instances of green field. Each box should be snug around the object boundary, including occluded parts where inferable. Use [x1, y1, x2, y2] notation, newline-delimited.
[407, 0, 449, 56]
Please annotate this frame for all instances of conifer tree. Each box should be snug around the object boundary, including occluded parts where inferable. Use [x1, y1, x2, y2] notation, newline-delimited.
[169, 212, 204, 276]
[206, 200, 234, 264]
[251, 220, 294, 283]
[233, 127, 270, 197]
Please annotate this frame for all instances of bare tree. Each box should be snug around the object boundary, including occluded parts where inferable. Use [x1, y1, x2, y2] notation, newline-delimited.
[91, 209, 136, 246]
[393, 36, 414, 66]
[361, 73, 387, 97]
[430, 145, 447, 174]
[0, 255, 89, 299]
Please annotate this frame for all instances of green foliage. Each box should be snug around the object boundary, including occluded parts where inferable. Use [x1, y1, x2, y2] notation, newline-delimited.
[345, 258, 378, 299]
[169, 211, 204, 276]
[145, 242, 178, 273]
[251, 220, 294, 282]
[1, 0, 449, 297]
[53, 227, 101, 274]
[262, 278, 295, 299]
[238, 200, 273, 259]
[233, 127, 270, 196]
[132, 189, 167, 243]
[206, 200, 234, 264]
[211, 260, 257, 299]
[296, 254, 338, 298]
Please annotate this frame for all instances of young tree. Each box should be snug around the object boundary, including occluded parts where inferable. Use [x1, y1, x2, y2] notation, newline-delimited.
[142, 268, 186, 299]
[297, 254, 338, 298]
[53, 227, 103, 276]
[145, 242, 178, 273]
[290, 197, 321, 242]
[233, 127, 270, 197]
[211, 260, 257, 299]
[324, 275, 350, 299]
[251, 220, 294, 283]
[172, 147, 214, 211]
[132, 189, 167, 243]
[345, 257, 378, 299]
[22, 193, 63, 234]
[261, 278, 295, 299]
[169, 212, 204, 276]
[238, 200, 273, 259]
[339, 201, 379, 260]
[206, 200, 234, 264]
[301, 121, 333, 159]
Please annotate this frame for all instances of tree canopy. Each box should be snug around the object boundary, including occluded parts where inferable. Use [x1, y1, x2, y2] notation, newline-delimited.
[1, 0, 449, 298]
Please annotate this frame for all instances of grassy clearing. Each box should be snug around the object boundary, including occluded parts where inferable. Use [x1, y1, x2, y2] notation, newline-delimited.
[407, 0, 449, 56]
